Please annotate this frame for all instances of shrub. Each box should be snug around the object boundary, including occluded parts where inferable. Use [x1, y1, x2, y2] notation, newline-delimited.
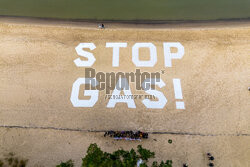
[56, 160, 74, 167]
[0, 152, 28, 167]
[79, 143, 171, 167]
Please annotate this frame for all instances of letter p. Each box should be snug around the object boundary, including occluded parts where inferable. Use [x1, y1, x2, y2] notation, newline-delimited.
[163, 42, 184, 67]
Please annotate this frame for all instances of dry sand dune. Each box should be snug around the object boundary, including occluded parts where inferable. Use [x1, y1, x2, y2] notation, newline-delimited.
[0, 19, 249, 166]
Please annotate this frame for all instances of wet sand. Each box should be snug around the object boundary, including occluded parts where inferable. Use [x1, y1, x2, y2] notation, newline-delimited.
[1, 15, 250, 29]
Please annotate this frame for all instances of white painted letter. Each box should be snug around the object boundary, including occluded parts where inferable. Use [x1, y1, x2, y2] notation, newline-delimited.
[106, 42, 127, 67]
[173, 78, 185, 109]
[132, 43, 157, 67]
[107, 78, 136, 108]
[70, 78, 99, 107]
[163, 42, 184, 67]
[142, 79, 167, 109]
[74, 43, 96, 67]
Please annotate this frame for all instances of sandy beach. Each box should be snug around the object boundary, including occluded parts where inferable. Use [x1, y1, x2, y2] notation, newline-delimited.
[0, 17, 249, 166]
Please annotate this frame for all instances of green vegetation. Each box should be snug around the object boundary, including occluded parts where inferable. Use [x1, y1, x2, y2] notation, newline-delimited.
[56, 160, 74, 167]
[0, 160, 3, 167]
[0, 152, 28, 167]
[0, 144, 171, 167]
[0, 0, 250, 21]
[57, 143, 172, 167]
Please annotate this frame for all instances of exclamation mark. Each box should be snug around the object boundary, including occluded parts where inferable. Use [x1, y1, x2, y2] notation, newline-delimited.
[173, 78, 185, 110]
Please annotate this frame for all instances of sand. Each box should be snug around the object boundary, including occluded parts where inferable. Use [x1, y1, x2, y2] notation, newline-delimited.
[0, 18, 249, 166]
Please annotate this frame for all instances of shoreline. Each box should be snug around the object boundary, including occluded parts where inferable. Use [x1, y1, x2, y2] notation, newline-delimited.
[1, 15, 250, 29]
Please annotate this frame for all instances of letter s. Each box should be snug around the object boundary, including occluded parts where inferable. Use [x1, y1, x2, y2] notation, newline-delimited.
[74, 43, 96, 67]
[142, 78, 167, 109]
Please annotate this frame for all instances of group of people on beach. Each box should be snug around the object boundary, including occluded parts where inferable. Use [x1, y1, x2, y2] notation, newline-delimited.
[104, 131, 148, 140]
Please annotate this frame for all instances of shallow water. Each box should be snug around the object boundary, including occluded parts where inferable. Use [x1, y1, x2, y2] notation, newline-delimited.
[0, 0, 250, 21]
